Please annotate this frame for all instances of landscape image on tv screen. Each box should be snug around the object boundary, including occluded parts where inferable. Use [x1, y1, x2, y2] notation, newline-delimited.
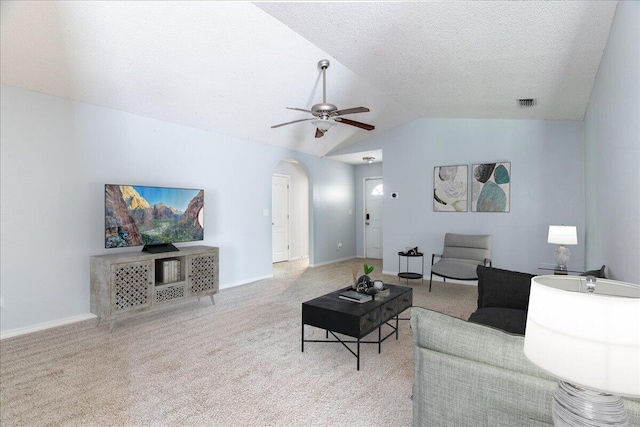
[105, 185, 204, 248]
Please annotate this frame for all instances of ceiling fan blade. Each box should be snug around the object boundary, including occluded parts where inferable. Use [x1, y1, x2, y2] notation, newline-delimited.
[335, 118, 375, 131]
[271, 117, 315, 129]
[286, 107, 315, 114]
[315, 128, 324, 138]
[333, 107, 370, 116]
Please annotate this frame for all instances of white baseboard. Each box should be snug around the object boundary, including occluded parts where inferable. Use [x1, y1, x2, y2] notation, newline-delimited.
[1, 313, 97, 340]
[2, 274, 276, 339]
[220, 274, 273, 290]
[309, 256, 355, 268]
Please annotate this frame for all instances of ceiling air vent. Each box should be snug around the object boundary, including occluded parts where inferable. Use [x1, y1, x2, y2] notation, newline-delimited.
[518, 98, 536, 107]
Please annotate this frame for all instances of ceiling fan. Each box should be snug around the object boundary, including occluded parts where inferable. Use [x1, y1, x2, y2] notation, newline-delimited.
[271, 59, 375, 138]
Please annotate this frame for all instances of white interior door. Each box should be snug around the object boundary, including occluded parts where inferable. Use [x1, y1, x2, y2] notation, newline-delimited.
[272, 174, 290, 263]
[365, 178, 383, 259]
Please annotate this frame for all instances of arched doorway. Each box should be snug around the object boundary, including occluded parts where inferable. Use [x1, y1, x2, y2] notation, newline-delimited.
[272, 159, 310, 264]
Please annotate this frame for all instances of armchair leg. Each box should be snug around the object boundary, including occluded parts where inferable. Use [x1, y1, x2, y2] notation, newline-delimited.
[429, 272, 433, 292]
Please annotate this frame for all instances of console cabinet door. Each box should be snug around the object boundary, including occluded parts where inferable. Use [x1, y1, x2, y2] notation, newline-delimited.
[188, 253, 218, 296]
[110, 260, 153, 314]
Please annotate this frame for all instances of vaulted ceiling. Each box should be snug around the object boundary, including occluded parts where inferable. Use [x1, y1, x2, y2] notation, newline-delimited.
[1, 1, 617, 162]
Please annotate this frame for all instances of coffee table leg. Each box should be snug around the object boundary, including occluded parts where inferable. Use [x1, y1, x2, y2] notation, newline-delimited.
[378, 327, 382, 353]
[396, 315, 399, 339]
[357, 338, 360, 371]
[301, 322, 304, 352]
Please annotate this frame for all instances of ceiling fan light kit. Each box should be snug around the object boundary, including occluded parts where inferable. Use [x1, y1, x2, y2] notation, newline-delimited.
[271, 59, 375, 138]
[311, 117, 337, 133]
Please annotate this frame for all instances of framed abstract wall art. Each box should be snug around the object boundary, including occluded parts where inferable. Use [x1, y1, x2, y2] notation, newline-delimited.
[471, 162, 511, 212]
[433, 165, 468, 212]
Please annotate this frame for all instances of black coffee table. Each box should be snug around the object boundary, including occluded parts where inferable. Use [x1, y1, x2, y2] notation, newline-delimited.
[301, 284, 412, 370]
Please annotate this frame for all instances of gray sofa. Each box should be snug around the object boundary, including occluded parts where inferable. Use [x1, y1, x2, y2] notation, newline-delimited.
[411, 307, 640, 427]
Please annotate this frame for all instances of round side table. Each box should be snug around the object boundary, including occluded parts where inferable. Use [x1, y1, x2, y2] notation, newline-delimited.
[398, 251, 424, 284]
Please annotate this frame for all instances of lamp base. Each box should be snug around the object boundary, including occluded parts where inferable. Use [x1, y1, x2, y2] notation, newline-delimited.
[553, 381, 629, 427]
[554, 245, 571, 269]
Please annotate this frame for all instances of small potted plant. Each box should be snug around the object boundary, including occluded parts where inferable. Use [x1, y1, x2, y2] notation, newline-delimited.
[356, 263, 375, 292]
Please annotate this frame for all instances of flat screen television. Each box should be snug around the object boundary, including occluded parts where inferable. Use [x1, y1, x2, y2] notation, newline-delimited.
[105, 184, 204, 252]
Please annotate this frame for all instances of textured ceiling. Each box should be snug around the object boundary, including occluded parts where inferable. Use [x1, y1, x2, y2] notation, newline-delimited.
[258, 1, 617, 121]
[1, 1, 617, 161]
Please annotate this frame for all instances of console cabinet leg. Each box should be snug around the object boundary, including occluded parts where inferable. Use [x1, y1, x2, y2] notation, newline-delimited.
[209, 294, 215, 305]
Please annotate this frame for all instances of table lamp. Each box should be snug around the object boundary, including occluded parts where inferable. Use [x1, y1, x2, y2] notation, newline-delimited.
[524, 275, 640, 426]
[547, 225, 577, 269]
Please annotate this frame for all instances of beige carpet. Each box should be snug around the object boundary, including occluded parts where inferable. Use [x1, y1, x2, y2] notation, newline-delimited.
[0, 258, 477, 426]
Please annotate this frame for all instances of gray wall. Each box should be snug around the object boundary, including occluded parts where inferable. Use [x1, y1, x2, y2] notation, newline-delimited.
[355, 162, 383, 258]
[584, 1, 640, 283]
[0, 85, 356, 332]
[337, 118, 586, 277]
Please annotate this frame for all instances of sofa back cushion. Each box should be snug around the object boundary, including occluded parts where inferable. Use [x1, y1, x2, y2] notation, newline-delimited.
[468, 307, 528, 335]
[477, 266, 534, 311]
[412, 307, 555, 381]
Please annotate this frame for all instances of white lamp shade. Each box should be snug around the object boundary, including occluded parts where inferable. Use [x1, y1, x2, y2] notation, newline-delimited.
[547, 225, 577, 245]
[524, 275, 640, 397]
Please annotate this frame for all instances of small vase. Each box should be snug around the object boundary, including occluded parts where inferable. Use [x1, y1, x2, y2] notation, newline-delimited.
[356, 275, 371, 292]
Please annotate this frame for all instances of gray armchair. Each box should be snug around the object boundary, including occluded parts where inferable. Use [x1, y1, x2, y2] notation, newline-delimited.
[430, 233, 492, 292]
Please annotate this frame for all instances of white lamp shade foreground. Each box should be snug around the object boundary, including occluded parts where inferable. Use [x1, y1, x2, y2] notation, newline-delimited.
[524, 275, 640, 426]
[547, 226, 578, 269]
[524, 276, 640, 396]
